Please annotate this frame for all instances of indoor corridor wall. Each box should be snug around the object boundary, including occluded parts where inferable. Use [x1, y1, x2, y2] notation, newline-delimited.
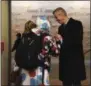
[1, 1, 9, 85]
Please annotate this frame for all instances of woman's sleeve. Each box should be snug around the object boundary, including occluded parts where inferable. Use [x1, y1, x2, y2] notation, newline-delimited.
[49, 38, 61, 56]
[11, 33, 21, 52]
[39, 36, 61, 57]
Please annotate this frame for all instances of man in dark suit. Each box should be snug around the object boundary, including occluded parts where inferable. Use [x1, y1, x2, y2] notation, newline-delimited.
[53, 7, 86, 86]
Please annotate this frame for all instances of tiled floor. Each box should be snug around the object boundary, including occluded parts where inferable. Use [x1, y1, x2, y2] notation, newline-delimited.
[50, 79, 89, 86]
[50, 58, 90, 86]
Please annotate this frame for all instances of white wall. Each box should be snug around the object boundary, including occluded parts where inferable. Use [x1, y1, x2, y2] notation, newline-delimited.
[11, 1, 90, 52]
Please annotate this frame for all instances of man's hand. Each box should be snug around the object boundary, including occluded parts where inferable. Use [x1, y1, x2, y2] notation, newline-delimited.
[54, 34, 62, 41]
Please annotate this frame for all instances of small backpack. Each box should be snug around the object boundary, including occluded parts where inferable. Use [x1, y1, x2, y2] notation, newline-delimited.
[15, 31, 48, 71]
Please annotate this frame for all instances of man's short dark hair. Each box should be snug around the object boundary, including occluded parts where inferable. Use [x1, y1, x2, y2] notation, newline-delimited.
[53, 7, 67, 16]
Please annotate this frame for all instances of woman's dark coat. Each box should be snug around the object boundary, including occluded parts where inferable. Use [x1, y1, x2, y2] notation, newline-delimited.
[12, 33, 21, 52]
[58, 18, 86, 81]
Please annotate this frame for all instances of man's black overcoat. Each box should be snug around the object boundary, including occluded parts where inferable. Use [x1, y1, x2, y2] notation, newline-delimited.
[58, 18, 86, 81]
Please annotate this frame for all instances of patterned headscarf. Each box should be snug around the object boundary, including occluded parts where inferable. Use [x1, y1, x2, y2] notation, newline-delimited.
[36, 16, 51, 32]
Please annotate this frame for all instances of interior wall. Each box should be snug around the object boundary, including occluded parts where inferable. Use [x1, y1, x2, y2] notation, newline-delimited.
[11, 1, 90, 79]
[1, 1, 9, 85]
